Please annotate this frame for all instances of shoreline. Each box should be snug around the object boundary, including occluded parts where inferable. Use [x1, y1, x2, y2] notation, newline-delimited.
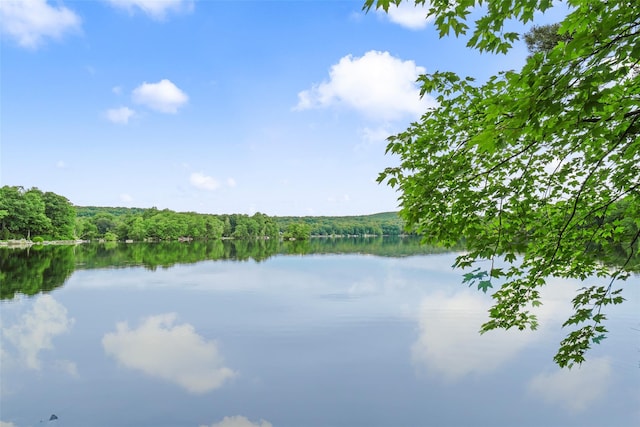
[0, 234, 411, 249]
[0, 239, 88, 248]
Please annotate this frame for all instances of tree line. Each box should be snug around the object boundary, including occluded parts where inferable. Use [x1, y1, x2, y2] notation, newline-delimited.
[76, 207, 282, 241]
[1, 186, 407, 242]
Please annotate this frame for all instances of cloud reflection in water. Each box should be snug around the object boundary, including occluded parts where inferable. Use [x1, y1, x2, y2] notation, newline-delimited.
[411, 278, 617, 415]
[411, 290, 537, 380]
[102, 313, 235, 393]
[201, 415, 273, 427]
[528, 357, 612, 412]
[2, 295, 75, 371]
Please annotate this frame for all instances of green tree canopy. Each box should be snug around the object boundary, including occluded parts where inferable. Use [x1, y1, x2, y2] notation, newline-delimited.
[0, 186, 53, 239]
[523, 22, 572, 56]
[368, 0, 639, 367]
[42, 191, 76, 239]
[283, 223, 312, 240]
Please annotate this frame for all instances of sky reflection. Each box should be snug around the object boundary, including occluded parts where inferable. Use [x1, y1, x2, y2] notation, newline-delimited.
[1, 252, 638, 427]
[527, 357, 612, 413]
[201, 415, 273, 427]
[412, 290, 538, 380]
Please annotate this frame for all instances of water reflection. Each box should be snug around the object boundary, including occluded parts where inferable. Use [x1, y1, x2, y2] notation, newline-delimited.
[0, 237, 450, 301]
[412, 290, 538, 380]
[201, 415, 273, 427]
[102, 313, 235, 393]
[527, 357, 612, 413]
[410, 275, 588, 381]
[409, 277, 632, 418]
[2, 295, 75, 372]
[0, 246, 75, 299]
[1, 248, 637, 426]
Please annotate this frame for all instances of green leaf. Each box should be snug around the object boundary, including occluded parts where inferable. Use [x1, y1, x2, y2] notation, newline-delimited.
[478, 280, 493, 292]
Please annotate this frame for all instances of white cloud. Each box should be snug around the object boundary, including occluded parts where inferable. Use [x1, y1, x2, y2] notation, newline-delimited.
[190, 172, 220, 191]
[105, 0, 194, 20]
[357, 126, 391, 149]
[0, 421, 16, 427]
[105, 106, 135, 124]
[56, 160, 66, 169]
[102, 313, 235, 394]
[201, 415, 273, 427]
[0, 0, 81, 48]
[383, 2, 433, 30]
[112, 86, 123, 95]
[226, 178, 237, 188]
[120, 193, 133, 202]
[528, 357, 612, 413]
[2, 295, 74, 370]
[132, 79, 188, 113]
[54, 359, 79, 377]
[296, 50, 433, 121]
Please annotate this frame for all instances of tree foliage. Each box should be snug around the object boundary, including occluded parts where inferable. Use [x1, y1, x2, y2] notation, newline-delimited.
[42, 191, 76, 239]
[0, 186, 75, 240]
[523, 22, 572, 56]
[3, 186, 408, 243]
[77, 206, 407, 241]
[275, 212, 405, 236]
[283, 222, 312, 240]
[368, 0, 640, 367]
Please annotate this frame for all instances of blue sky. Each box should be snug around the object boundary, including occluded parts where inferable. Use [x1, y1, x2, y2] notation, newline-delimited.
[1, 0, 563, 216]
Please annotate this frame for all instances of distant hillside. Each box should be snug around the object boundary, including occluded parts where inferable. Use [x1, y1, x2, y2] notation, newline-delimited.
[74, 206, 408, 237]
[274, 211, 407, 236]
[76, 206, 402, 223]
[76, 206, 148, 218]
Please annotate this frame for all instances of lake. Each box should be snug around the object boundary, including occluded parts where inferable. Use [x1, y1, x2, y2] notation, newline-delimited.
[1, 239, 639, 427]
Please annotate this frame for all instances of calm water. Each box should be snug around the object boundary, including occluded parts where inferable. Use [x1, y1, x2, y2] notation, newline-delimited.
[1, 240, 639, 427]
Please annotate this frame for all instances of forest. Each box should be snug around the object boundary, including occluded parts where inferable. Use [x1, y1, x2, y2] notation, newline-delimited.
[0, 186, 407, 242]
